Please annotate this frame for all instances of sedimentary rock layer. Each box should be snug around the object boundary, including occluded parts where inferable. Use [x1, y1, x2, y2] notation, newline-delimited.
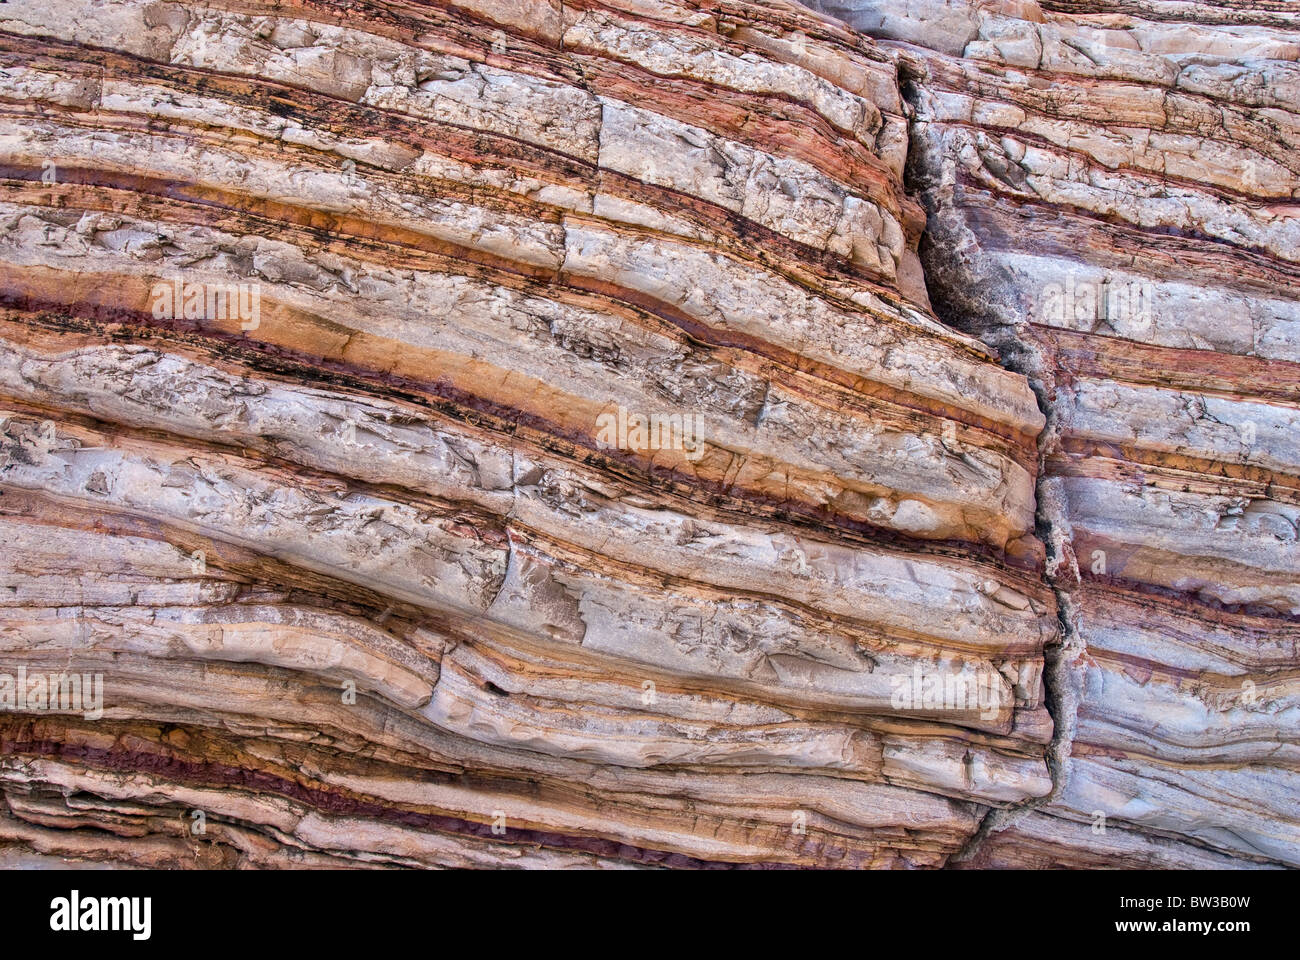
[809, 0, 1299, 867]
[0, 0, 1057, 868]
[0, 0, 1292, 868]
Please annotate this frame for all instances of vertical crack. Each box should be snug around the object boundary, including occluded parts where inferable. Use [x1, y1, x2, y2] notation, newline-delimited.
[887, 60, 1088, 866]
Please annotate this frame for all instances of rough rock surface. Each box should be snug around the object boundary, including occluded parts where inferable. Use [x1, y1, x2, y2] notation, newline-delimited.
[807, 0, 1300, 868]
[0, 0, 1291, 868]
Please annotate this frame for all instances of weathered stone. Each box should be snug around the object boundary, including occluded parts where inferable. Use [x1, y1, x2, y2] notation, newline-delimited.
[0, 0, 1291, 868]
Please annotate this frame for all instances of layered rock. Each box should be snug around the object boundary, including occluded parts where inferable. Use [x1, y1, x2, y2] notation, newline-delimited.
[0, 0, 1057, 868]
[0, 0, 1292, 868]
[807, 0, 1299, 867]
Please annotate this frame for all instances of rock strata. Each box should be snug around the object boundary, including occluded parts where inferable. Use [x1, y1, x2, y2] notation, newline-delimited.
[0, 0, 1292, 867]
[809, 0, 1300, 868]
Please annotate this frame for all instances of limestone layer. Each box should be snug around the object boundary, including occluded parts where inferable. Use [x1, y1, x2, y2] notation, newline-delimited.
[0, 0, 1292, 868]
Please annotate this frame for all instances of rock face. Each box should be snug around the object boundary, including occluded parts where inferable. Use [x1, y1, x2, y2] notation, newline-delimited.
[806, 0, 1300, 868]
[0, 0, 1291, 868]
